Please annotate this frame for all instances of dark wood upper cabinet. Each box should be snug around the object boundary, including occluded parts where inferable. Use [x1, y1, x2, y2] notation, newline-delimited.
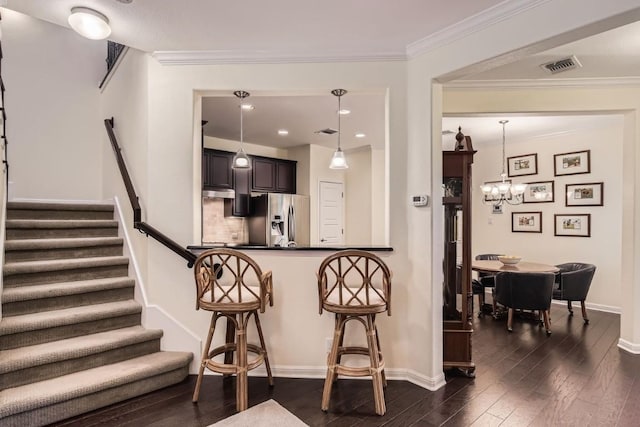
[252, 157, 277, 192]
[203, 149, 297, 196]
[225, 168, 251, 217]
[251, 156, 297, 194]
[276, 160, 296, 193]
[203, 149, 233, 190]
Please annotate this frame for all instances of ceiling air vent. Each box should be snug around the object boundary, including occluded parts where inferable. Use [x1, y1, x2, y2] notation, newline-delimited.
[315, 128, 338, 135]
[540, 55, 582, 74]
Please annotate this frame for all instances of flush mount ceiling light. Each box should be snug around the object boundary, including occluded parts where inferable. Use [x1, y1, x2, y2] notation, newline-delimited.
[278, 129, 289, 136]
[68, 7, 111, 40]
[241, 103, 254, 111]
[480, 120, 527, 206]
[329, 89, 349, 170]
[338, 109, 351, 115]
[232, 90, 252, 169]
[355, 132, 366, 138]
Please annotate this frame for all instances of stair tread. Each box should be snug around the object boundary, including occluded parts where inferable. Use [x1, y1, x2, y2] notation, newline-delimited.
[6, 219, 118, 229]
[0, 300, 142, 335]
[5, 237, 123, 251]
[0, 326, 163, 374]
[0, 351, 193, 418]
[7, 202, 114, 212]
[2, 277, 135, 302]
[3, 256, 129, 276]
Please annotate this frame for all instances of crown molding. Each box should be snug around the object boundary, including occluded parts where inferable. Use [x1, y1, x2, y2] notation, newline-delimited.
[444, 77, 640, 89]
[152, 50, 406, 66]
[406, 0, 552, 58]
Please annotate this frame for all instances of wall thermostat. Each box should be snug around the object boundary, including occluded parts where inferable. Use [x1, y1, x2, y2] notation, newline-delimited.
[412, 195, 429, 207]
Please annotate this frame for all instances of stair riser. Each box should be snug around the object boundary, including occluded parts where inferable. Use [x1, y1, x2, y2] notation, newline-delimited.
[2, 339, 161, 390]
[4, 265, 129, 287]
[7, 209, 114, 221]
[1, 367, 189, 427]
[5, 244, 123, 262]
[2, 287, 135, 316]
[0, 313, 141, 350]
[6, 227, 119, 240]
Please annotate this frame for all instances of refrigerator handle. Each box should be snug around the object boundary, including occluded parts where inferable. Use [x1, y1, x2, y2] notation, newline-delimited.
[288, 204, 295, 242]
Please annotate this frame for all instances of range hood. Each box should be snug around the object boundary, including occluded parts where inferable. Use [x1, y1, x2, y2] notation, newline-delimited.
[203, 189, 235, 199]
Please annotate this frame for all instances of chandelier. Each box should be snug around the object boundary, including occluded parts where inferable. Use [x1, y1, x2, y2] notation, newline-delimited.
[480, 120, 527, 206]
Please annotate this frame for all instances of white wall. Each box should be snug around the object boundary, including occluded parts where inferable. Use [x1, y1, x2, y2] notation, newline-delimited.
[472, 123, 624, 311]
[3, 9, 104, 201]
[371, 148, 386, 245]
[99, 48, 150, 284]
[344, 146, 372, 245]
[204, 136, 289, 159]
[288, 144, 310, 196]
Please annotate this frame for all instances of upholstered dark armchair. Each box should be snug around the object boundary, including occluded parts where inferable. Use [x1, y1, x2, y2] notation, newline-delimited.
[553, 263, 596, 324]
[494, 271, 555, 334]
[474, 254, 502, 316]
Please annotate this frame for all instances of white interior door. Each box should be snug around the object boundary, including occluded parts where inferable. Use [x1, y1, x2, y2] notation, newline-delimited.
[319, 181, 344, 245]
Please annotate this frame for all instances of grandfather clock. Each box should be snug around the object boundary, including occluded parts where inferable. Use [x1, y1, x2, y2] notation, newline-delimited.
[442, 127, 476, 377]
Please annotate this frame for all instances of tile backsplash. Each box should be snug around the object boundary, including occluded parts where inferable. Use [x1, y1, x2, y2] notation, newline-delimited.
[202, 198, 248, 244]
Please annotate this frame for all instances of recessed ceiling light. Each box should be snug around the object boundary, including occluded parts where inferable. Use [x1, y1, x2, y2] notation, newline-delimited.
[68, 7, 111, 40]
[355, 133, 366, 138]
[241, 104, 254, 111]
[278, 129, 289, 136]
[338, 109, 351, 115]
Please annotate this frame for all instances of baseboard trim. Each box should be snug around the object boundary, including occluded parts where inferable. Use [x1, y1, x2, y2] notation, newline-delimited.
[113, 196, 201, 373]
[550, 299, 621, 314]
[225, 365, 446, 391]
[618, 338, 640, 354]
[8, 197, 113, 205]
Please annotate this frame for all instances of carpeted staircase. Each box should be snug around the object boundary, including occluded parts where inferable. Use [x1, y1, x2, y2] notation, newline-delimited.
[0, 201, 193, 427]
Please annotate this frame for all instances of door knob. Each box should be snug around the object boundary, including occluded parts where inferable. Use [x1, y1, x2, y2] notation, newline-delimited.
[320, 238, 326, 242]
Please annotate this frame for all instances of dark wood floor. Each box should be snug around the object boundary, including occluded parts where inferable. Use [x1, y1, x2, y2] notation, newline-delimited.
[51, 305, 640, 426]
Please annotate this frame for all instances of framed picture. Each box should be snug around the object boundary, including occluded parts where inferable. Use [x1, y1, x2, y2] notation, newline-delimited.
[554, 150, 591, 176]
[483, 180, 512, 202]
[512, 211, 542, 233]
[523, 180, 554, 203]
[555, 214, 591, 237]
[565, 182, 603, 207]
[507, 153, 538, 177]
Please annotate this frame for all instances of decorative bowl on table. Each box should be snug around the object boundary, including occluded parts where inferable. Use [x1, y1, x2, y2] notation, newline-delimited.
[498, 255, 521, 265]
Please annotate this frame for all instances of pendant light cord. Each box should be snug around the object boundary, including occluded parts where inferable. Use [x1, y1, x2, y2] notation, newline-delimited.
[500, 120, 508, 181]
[337, 94, 342, 150]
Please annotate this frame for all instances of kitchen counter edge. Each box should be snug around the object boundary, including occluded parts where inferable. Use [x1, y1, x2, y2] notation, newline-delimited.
[187, 245, 393, 252]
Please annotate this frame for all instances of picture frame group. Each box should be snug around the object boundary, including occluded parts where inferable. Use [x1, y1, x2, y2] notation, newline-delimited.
[512, 211, 542, 233]
[565, 182, 603, 207]
[554, 214, 591, 237]
[554, 150, 591, 176]
[507, 153, 538, 177]
[523, 180, 554, 203]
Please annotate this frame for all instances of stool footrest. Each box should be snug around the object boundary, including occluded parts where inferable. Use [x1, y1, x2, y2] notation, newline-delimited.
[332, 345, 385, 377]
[204, 343, 266, 374]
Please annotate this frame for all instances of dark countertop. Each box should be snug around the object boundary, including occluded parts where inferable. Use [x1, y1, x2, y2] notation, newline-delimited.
[187, 245, 393, 252]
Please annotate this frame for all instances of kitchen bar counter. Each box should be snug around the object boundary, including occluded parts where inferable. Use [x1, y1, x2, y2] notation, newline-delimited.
[187, 245, 393, 252]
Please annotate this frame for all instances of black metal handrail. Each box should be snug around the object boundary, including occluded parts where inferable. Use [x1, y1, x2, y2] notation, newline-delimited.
[104, 118, 197, 267]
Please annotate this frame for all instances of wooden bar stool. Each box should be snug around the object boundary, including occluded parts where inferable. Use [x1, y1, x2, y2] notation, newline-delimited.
[317, 250, 392, 416]
[192, 248, 274, 412]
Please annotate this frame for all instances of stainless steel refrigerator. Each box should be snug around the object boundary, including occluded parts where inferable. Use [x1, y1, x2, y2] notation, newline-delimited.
[248, 194, 310, 247]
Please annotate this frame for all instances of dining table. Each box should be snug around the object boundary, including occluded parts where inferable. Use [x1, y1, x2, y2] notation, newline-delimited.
[472, 260, 559, 274]
[471, 259, 559, 319]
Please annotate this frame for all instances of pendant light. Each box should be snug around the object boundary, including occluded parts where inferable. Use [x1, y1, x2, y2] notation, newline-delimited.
[329, 89, 349, 169]
[232, 90, 252, 169]
[68, 7, 112, 40]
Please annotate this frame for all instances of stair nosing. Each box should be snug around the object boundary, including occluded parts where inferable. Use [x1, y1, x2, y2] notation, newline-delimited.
[0, 300, 142, 336]
[2, 277, 135, 303]
[5, 237, 124, 251]
[0, 352, 193, 418]
[7, 202, 114, 212]
[5, 219, 118, 229]
[0, 326, 163, 374]
[3, 256, 129, 276]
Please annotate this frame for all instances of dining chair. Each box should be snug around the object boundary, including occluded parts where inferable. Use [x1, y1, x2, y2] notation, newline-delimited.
[317, 250, 392, 416]
[494, 271, 555, 334]
[191, 248, 274, 412]
[474, 254, 502, 316]
[553, 262, 596, 324]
